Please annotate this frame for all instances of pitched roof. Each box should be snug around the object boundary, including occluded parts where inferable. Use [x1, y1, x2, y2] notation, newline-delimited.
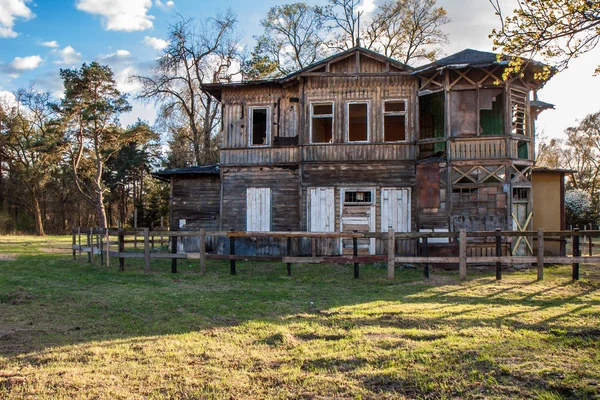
[203, 46, 412, 100]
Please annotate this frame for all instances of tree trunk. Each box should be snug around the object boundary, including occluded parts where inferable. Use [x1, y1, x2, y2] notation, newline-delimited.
[96, 190, 108, 229]
[31, 194, 45, 236]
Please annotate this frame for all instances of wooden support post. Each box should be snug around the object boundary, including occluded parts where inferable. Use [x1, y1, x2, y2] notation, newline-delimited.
[199, 229, 206, 275]
[105, 229, 110, 268]
[353, 231, 359, 279]
[459, 230, 467, 280]
[537, 228, 544, 281]
[151, 230, 155, 249]
[286, 229, 292, 277]
[88, 228, 93, 264]
[78, 227, 82, 260]
[423, 236, 430, 279]
[160, 217, 164, 248]
[588, 228, 593, 256]
[118, 230, 125, 271]
[72, 230, 76, 260]
[573, 228, 580, 281]
[134, 208, 138, 249]
[171, 234, 178, 274]
[143, 228, 150, 273]
[99, 233, 104, 266]
[495, 228, 502, 281]
[229, 229, 236, 275]
[387, 228, 395, 280]
[311, 238, 316, 257]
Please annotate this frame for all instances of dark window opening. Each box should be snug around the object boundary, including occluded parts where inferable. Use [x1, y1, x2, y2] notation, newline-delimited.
[345, 191, 372, 203]
[384, 101, 406, 142]
[251, 108, 268, 145]
[450, 90, 478, 136]
[348, 103, 368, 142]
[311, 103, 333, 143]
[513, 188, 529, 202]
[419, 92, 444, 140]
[518, 141, 529, 159]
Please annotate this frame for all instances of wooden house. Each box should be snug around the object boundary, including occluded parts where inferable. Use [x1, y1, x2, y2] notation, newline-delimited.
[156, 47, 554, 256]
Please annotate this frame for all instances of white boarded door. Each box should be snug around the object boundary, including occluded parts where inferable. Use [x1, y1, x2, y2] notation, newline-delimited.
[381, 188, 411, 233]
[309, 187, 335, 232]
[246, 188, 271, 231]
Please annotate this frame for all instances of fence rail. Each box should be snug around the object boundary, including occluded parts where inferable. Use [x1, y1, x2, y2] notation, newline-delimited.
[71, 227, 600, 281]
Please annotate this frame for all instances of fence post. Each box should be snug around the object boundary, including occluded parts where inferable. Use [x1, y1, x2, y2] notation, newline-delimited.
[171, 234, 178, 274]
[352, 231, 359, 279]
[387, 228, 395, 280]
[105, 228, 110, 268]
[537, 228, 544, 281]
[423, 236, 430, 279]
[118, 229, 125, 271]
[78, 227, 82, 260]
[88, 228, 93, 264]
[588, 227, 593, 256]
[160, 217, 164, 248]
[459, 230, 467, 280]
[72, 229, 76, 260]
[200, 229, 207, 275]
[229, 229, 236, 275]
[573, 228, 580, 281]
[286, 229, 292, 277]
[99, 232, 104, 266]
[495, 228, 502, 281]
[144, 228, 150, 273]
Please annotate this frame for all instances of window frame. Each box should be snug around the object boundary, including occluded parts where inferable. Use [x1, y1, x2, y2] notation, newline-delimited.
[346, 101, 370, 143]
[382, 99, 408, 142]
[309, 101, 335, 144]
[248, 106, 271, 147]
[341, 187, 376, 206]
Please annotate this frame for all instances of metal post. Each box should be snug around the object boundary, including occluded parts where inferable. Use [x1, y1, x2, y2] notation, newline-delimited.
[171, 234, 178, 273]
[229, 229, 236, 275]
[118, 229, 125, 271]
[144, 228, 150, 273]
[573, 228, 580, 281]
[72, 229, 76, 260]
[495, 228, 502, 280]
[88, 228, 92, 264]
[353, 230, 359, 279]
[423, 236, 429, 279]
[286, 229, 292, 276]
[459, 230, 467, 280]
[105, 228, 110, 268]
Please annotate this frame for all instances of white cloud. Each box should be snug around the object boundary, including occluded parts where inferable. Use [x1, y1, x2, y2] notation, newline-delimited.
[40, 40, 59, 48]
[0, 90, 17, 108]
[98, 49, 134, 66]
[54, 46, 82, 66]
[155, 0, 174, 9]
[0, 0, 34, 38]
[76, 0, 154, 32]
[115, 66, 142, 94]
[11, 55, 42, 70]
[143, 36, 168, 50]
[357, 0, 376, 14]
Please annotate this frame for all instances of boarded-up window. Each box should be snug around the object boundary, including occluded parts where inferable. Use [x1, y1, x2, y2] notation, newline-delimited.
[250, 108, 269, 146]
[384, 100, 406, 141]
[348, 102, 368, 142]
[311, 103, 333, 143]
[246, 188, 271, 231]
[309, 187, 335, 232]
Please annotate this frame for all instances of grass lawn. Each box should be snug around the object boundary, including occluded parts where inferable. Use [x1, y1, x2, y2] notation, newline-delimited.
[0, 235, 599, 399]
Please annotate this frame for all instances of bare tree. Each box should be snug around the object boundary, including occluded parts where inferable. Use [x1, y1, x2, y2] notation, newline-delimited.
[362, 0, 449, 65]
[320, 0, 363, 50]
[135, 11, 241, 165]
[248, 3, 328, 77]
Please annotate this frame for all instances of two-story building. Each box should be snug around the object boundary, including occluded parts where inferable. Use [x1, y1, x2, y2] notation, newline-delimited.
[155, 46, 554, 256]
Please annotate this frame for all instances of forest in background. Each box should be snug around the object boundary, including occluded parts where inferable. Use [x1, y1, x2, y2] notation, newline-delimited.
[1, 0, 599, 234]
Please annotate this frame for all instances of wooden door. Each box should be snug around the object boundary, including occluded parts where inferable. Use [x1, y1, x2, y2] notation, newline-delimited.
[246, 188, 271, 231]
[308, 187, 336, 255]
[381, 188, 411, 255]
[340, 189, 375, 255]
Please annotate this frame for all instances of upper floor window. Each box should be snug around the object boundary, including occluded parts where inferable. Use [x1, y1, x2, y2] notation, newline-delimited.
[250, 107, 270, 146]
[347, 102, 369, 142]
[383, 100, 407, 141]
[450, 89, 505, 137]
[311, 102, 333, 143]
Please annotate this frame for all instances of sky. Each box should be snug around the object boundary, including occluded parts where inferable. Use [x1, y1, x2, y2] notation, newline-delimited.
[1, 0, 599, 140]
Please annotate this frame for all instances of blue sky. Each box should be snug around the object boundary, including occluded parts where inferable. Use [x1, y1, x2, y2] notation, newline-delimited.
[1, 0, 600, 139]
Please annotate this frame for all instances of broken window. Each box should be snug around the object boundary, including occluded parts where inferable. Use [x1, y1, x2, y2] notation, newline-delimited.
[250, 108, 269, 146]
[383, 100, 407, 141]
[347, 102, 368, 142]
[419, 92, 445, 158]
[450, 88, 506, 137]
[311, 103, 333, 143]
[511, 88, 528, 136]
[344, 190, 373, 204]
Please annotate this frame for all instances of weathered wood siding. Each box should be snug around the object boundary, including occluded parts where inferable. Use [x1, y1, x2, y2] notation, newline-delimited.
[220, 147, 299, 165]
[171, 175, 220, 230]
[302, 143, 415, 162]
[221, 166, 300, 231]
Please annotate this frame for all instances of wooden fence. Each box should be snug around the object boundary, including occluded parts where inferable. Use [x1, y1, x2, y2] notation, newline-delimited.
[71, 227, 600, 281]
